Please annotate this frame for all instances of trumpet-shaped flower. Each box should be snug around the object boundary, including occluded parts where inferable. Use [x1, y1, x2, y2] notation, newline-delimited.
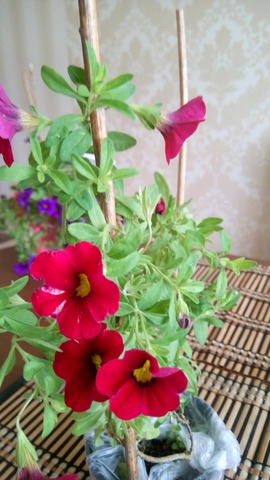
[96, 349, 188, 420]
[17, 466, 77, 480]
[53, 326, 124, 412]
[0, 83, 40, 167]
[156, 96, 206, 164]
[30, 242, 120, 339]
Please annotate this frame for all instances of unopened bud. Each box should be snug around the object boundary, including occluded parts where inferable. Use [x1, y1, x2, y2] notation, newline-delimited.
[177, 315, 191, 329]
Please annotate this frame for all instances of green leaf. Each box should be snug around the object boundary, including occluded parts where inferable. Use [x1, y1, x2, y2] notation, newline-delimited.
[216, 268, 227, 299]
[231, 257, 257, 272]
[154, 172, 171, 205]
[0, 164, 36, 182]
[94, 98, 136, 119]
[68, 222, 101, 243]
[41, 65, 82, 100]
[220, 230, 232, 254]
[60, 127, 92, 162]
[0, 289, 9, 309]
[197, 217, 223, 235]
[42, 404, 58, 437]
[46, 114, 83, 147]
[67, 200, 85, 221]
[194, 320, 208, 345]
[99, 138, 114, 177]
[68, 65, 86, 85]
[108, 131, 137, 152]
[0, 345, 16, 387]
[117, 302, 135, 315]
[102, 74, 133, 91]
[87, 189, 106, 228]
[47, 170, 72, 195]
[138, 281, 164, 310]
[86, 41, 100, 86]
[72, 153, 98, 182]
[112, 167, 138, 181]
[107, 251, 141, 278]
[29, 134, 43, 165]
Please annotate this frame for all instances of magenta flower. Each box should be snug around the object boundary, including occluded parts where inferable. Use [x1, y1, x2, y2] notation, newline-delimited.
[156, 96, 206, 165]
[96, 349, 188, 420]
[155, 198, 166, 215]
[17, 466, 77, 480]
[0, 83, 40, 167]
[53, 326, 124, 412]
[30, 242, 120, 340]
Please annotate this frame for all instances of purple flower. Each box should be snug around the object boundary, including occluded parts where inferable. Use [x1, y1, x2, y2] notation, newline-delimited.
[0, 83, 40, 167]
[14, 256, 36, 275]
[37, 198, 57, 216]
[178, 315, 192, 329]
[17, 188, 33, 211]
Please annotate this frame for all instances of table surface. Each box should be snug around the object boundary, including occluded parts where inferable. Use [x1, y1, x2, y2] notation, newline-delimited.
[0, 248, 269, 479]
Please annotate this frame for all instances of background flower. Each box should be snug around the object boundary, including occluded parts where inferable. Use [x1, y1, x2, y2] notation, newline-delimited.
[96, 349, 188, 420]
[30, 241, 120, 339]
[156, 96, 206, 164]
[53, 326, 124, 412]
[17, 467, 77, 480]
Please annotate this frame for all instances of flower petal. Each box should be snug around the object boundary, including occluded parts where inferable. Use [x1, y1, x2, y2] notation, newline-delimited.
[0, 137, 14, 166]
[30, 250, 76, 290]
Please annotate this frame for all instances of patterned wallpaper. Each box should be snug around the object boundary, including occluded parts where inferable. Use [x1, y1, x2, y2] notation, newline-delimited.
[1, 0, 270, 260]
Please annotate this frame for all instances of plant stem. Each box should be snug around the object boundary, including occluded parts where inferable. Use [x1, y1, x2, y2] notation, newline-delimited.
[123, 425, 139, 480]
[78, 0, 116, 229]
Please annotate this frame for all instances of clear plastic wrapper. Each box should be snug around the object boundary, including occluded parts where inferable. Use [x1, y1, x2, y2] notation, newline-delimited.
[85, 395, 241, 480]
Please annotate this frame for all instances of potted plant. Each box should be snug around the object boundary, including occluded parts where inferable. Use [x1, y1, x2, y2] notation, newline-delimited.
[0, 1, 255, 479]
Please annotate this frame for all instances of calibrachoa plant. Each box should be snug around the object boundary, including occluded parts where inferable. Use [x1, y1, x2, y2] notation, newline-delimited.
[0, 10, 255, 479]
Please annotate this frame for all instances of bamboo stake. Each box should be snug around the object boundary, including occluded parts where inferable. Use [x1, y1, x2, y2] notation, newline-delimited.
[124, 427, 140, 480]
[22, 63, 38, 107]
[176, 10, 188, 206]
[78, 0, 116, 227]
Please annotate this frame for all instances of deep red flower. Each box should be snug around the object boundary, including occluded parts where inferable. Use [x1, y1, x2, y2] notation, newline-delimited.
[17, 466, 77, 480]
[96, 349, 188, 420]
[53, 326, 124, 412]
[30, 242, 120, 339]
[0, 83, 39, 167]
[156, 96, 206, 165]
[155, 198, 166, 215]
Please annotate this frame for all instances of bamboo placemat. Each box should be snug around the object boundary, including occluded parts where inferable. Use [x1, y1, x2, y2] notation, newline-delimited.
[0, 265, 269, 479]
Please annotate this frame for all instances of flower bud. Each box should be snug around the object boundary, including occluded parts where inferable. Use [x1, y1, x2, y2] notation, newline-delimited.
[177, 314, 192, 329]
[155, 198, 166, 215]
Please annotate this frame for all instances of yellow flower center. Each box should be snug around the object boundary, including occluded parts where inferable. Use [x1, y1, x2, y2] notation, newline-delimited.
[91, 353, 102, 371]
[76, 273, 91, 298]
[133, 360, 152, 384]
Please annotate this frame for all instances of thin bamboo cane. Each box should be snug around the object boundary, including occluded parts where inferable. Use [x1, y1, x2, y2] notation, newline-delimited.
[78, 0, 116, 228]
[176, 10, 188, 206]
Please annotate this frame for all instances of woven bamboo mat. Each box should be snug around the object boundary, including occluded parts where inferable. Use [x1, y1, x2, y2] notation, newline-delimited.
[0, 265, 269, 479]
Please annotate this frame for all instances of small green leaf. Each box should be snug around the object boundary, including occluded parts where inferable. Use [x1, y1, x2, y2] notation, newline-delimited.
[194, 320, 208, 345]
[42, 404, 58, 437]
[41, 65, 82, 100]
[138, 281, 164, 310]
[29, 134, 43, 165]
[94, 98, 136, 119]
[66, 200, 86, 221]
[68, 222, 101, 243]
[0, 165, 36, 182]
[0, 345, 16, 387]
[68, 65, 86, 85]
[99, 138, 114, 177]
[0, 289, 9, 309]
[47, 170, 73, 195]
[220, 230, 232, 253]
[46, 114, 83, 147]
[72, 153, 98, 181]
[154, 172, 171, 205]
[216, 268, 227, 299]
[107, 251, 141, 278]
[108, 131, 137, 152]
[102, 74, 133, 91]
[112, 167, 138, 181]
[60, 127, 92, 162]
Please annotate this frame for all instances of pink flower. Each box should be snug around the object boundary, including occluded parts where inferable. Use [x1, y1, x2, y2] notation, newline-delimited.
[0, 83, 39, 167]
[53, 326, 124, 412]
[30, 242, 120, 340]
[96, 349, 188, 420]
[17, 467, 77, 480]
[155, 198, 166, 215]
[156, 96, 206, 165]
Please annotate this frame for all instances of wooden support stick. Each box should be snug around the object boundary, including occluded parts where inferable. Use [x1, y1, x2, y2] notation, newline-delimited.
[78, 0, 116, 227]
[176, 9, 188, 206]
[124, 426, 140, 480]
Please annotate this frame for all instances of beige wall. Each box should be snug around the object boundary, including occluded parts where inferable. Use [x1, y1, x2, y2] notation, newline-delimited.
[1, 0, 270, 260]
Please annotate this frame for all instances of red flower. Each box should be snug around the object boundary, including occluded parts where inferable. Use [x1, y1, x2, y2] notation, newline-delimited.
[156, 96, 206, 165]
[155, 198, 166, 215]
[30, 242, 120, 340]
[96, 349, 188, 420]
[17, 467, 77, 480]
[53, 326, 124, 412]
[0, 83, 39, 167]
